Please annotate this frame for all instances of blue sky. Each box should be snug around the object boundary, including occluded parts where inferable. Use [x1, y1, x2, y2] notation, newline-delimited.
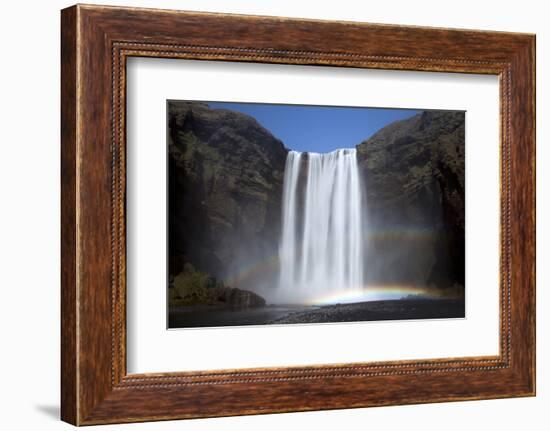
[207, 101, 421, 153]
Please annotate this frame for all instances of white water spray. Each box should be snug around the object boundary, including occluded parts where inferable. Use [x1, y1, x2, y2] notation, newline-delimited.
[278, 149, 364, 303]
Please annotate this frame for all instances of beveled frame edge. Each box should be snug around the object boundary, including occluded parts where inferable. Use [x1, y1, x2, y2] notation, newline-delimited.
[61, 4, 535, 426]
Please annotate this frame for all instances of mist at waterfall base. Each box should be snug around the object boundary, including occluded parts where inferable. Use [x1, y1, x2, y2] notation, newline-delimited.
[218, 148, 457, 307]
[255, 149, 436, 307]
[169, 146, 458, 330]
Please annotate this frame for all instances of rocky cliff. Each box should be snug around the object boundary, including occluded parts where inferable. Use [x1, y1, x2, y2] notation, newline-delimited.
[168, 101, 288, 292]
[356, 111, 465, 290]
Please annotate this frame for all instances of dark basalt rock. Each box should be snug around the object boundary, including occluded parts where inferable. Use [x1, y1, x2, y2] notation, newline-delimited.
[356, 111, 465, 290]
[168, 101, 288, 292]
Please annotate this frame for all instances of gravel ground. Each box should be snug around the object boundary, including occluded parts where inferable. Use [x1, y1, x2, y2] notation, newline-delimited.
[268, 298, 465, 324]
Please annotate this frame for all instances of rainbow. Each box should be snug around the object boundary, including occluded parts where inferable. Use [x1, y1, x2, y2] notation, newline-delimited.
[222, 226, 440, 289]
[305, 285, 437, 306]
[223, 253, 280, 288]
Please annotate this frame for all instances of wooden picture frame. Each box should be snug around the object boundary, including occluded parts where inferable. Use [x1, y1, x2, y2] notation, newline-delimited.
[61, 4, 536, 425]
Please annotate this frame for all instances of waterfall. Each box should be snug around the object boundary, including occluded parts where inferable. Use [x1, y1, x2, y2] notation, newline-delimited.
[278, 149, 364, 303]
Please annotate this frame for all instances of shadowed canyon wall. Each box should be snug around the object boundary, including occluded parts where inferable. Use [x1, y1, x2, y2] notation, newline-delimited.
[168, 101, 287, 293]
[356, 110, 465, 289]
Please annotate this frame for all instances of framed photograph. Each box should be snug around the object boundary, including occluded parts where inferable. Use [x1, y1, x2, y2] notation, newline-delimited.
[61, 4, 535, 425]
[166, 101, 466, 329]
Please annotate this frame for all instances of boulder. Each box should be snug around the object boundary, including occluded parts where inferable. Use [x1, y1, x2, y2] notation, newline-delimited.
[212, 286, 266, 308]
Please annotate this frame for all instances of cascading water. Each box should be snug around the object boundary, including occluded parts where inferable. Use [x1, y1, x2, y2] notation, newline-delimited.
[278, 149, 364, 303]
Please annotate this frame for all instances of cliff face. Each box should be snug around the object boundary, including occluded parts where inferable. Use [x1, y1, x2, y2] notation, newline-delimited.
[168, 101, 288, 291]
[356, 111, 465, 289]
